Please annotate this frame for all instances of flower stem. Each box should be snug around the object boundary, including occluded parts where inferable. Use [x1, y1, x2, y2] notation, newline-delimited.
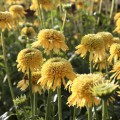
[88, 107, 92, 120]
[102, 99, 107, 120]
[110, 0, 115, 19]
[28, 68, 34, 119]
[73, 107, 77, 120]
[45, 89, 52, 120]
[93, 104, 99, 120]
[61, 10, 67, 32]
[1, 32, 20, 120]
[37, 0, 43, 29]
[1, 32, 15, 99]
[57, 87, 62, 120]
[88, 61, 93, 120]
[97, 0, 103, 25]
[33, 93, 37, 119]
[90, 61, 93, 73]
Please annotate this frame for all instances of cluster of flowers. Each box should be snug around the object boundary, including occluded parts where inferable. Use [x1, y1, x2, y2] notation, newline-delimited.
[0, 0, 120, 116]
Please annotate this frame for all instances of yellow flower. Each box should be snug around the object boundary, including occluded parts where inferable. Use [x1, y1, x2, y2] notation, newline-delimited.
[116, 18, 120, 26]
[32, 29, 68, 54]
[114, 12, 120, 21]
[110, 61, 120, 80]
[113, 26, 120, 34]
[16, 48, 43, 73]
[75, 34, 105, 62]
[91, 80, 118, 102]
[0, 11, 14, 31]
[97, 32, 113, 50]
[108, 43, 120, 64]
[67, 74, 104, 108]
[37, 57, 76, 91]
[17, 71, 42, 94]
[21, 26, 36, 39]
[30, 0, 58, 11]
[9, 5, 26, 22]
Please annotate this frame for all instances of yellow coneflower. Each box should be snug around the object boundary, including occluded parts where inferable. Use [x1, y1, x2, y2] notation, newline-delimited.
[37, 57, 76, 91]
[75, 34, 105, 62]
[108, 43, 120, 64]
[67, 74, 104, 108]
[9, 5, 26, 22]
[97, 32, 113, 50]
[91, 80, 118, 102]
[17, 71, 42, 94]
[16, 48, 43, 73]
[113, 27, 120, 34]
[21, 26, 36, 39]
[114, 12, 120, 22]
[30, 0, 58, 11]
[0, 11, 14, 31]
[110, 61, 120, 80]
[32, 29, 68, 54]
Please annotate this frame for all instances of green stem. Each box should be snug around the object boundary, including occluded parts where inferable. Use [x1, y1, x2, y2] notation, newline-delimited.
[28, 68, 34, 119]
[93, 104, 99, 120]
[88, 107, 92, 120]
[90, 61, 93, 73]
[45, 89, 52, 120]
[59, 0, 62, 16]
[60, 10, 67, 32]
[115, 0, 118, 13]
[41, 7, 46, 28]
[1, 32, 20, 120]
[37, 0, 43, 29]
[73, 107, 77, 120]
[88, 61, 93, 120]
[90, 0, 94, 15]
[51, 11, 54, 27]
[105, 57, 109, 79]
[57, 87, 62, 120]
[110, 0, 115, 19]
[33, 93, 37, 119]
[102, 99, 107, 120]
[97, 0, 103, 25]
[1, 32, 15, 99]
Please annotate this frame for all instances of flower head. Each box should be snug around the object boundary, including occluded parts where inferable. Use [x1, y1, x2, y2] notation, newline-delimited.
[13, 95, 27, 106]
[67, 74, 104, 108]
[21, 26, 36, 39]
[110, 61, 120, 80]
[37, 57, 76, 91]
[75, 34, 105, 62]
[9, 5, 26, 22]
[108, 43, 120, 64]
[32, 29, 68, 54]
[97, 32, 113, 49]
[16, 48, 43, 73]
[114, 12, 120, 21]
[30, 0, 58, 11]
[0, 11, 14, 31]
[17, 71, 42, 94]
[91, 80, 118, 101]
